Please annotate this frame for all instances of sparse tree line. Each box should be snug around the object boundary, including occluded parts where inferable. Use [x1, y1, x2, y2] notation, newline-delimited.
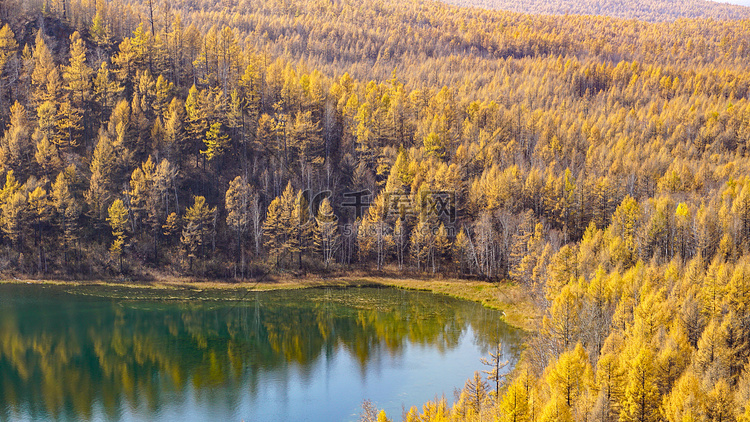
[0, 0, 750, 419]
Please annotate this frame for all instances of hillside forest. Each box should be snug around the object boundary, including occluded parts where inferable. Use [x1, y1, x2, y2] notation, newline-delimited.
[438, 0, 750, 22]
[2, 0, 750, 420]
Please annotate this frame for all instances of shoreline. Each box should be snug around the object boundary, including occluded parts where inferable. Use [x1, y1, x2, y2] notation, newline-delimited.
[0, 276, 537, 330]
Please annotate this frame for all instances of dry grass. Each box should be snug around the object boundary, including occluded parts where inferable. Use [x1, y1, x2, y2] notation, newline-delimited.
[355, 277, 538, 330]
[2, 275, 538, 330]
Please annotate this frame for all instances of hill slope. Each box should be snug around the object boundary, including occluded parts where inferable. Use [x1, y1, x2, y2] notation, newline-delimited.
[438, 0, 750, 21]
[2, 0, 750, 420]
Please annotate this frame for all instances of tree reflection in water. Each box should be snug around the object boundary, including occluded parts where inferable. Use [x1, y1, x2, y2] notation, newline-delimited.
[0, 285, 524, 420]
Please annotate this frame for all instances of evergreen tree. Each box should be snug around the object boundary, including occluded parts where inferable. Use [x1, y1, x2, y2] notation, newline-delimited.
[290, 110, 323, 167]
[662, 371, 703, 422]
[263, 196, 285, 267]
[27, 186, 51, 272]
[544, 284, 583, 353]
[314, 197, 339, 269]
[0, 24, 17, 78]
[85, 129, 116, 229]
[184, 84, 208, 164]
[63, 32, 92, 108]
[225, 176, 252, 277]
[410, 215, 434, 272]
[90, 5, 112, 48]
[52, 170, 82, 264]
[452, 227, 472, 274]
[434, 223, 451, 272]
[162, 212, 180, 242]
[360, 193, 392, 270]
[262, 182, 296, 267]
[127, 156, 155, 236]
[31, 31, 55, 107]
[499, 371, 532, 422]
[462, 371, 489, 415]
[0, 24, 18, 117]
[704, 379, 736, 422]
[546, 343, 593, 410]
[621, 347, 660, 422]
[180, 196, 216, 271]
[201, 122, 230, 162]
[292, 190, 314, 269]
[93, 62, 122, 125]
[164, 98, 187, 162]
[423, 132, 445, 159]
[2, 190, 27, 249]
[540, 394, 573, 422]
[34, 135, 61, 178]
[1, 101, 32, 174]
[107, 198, 128, 272]
[54, 101, 83, 151]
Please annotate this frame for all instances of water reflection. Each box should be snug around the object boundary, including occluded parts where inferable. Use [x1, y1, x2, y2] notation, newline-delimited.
[0, 285, 524, 421]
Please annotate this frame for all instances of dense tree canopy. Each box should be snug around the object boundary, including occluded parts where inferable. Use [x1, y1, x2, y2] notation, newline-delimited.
[439, 0, 750, 22]
[1, 0, 750, 419]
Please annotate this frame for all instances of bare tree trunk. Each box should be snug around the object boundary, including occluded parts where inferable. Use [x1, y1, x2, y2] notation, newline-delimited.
[148, 0, 155, 35]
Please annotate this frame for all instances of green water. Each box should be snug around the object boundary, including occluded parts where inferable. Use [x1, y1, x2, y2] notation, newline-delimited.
[0, 284, 524, 421]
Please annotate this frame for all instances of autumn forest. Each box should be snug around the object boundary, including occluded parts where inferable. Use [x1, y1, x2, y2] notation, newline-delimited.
[0, 0, 750, 419]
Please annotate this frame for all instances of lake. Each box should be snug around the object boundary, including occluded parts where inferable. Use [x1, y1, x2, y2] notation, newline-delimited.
[0, 284, 524, 421]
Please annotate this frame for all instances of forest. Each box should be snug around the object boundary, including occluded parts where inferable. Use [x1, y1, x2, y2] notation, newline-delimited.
[1, 0, 750, 419]
[438, 0, 750, 22]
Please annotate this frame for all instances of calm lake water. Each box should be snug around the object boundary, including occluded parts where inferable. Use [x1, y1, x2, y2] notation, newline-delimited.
[0, 284, 524, 421]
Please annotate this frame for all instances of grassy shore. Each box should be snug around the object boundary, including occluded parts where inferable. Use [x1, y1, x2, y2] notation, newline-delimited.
[1, 275, 538, 330]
